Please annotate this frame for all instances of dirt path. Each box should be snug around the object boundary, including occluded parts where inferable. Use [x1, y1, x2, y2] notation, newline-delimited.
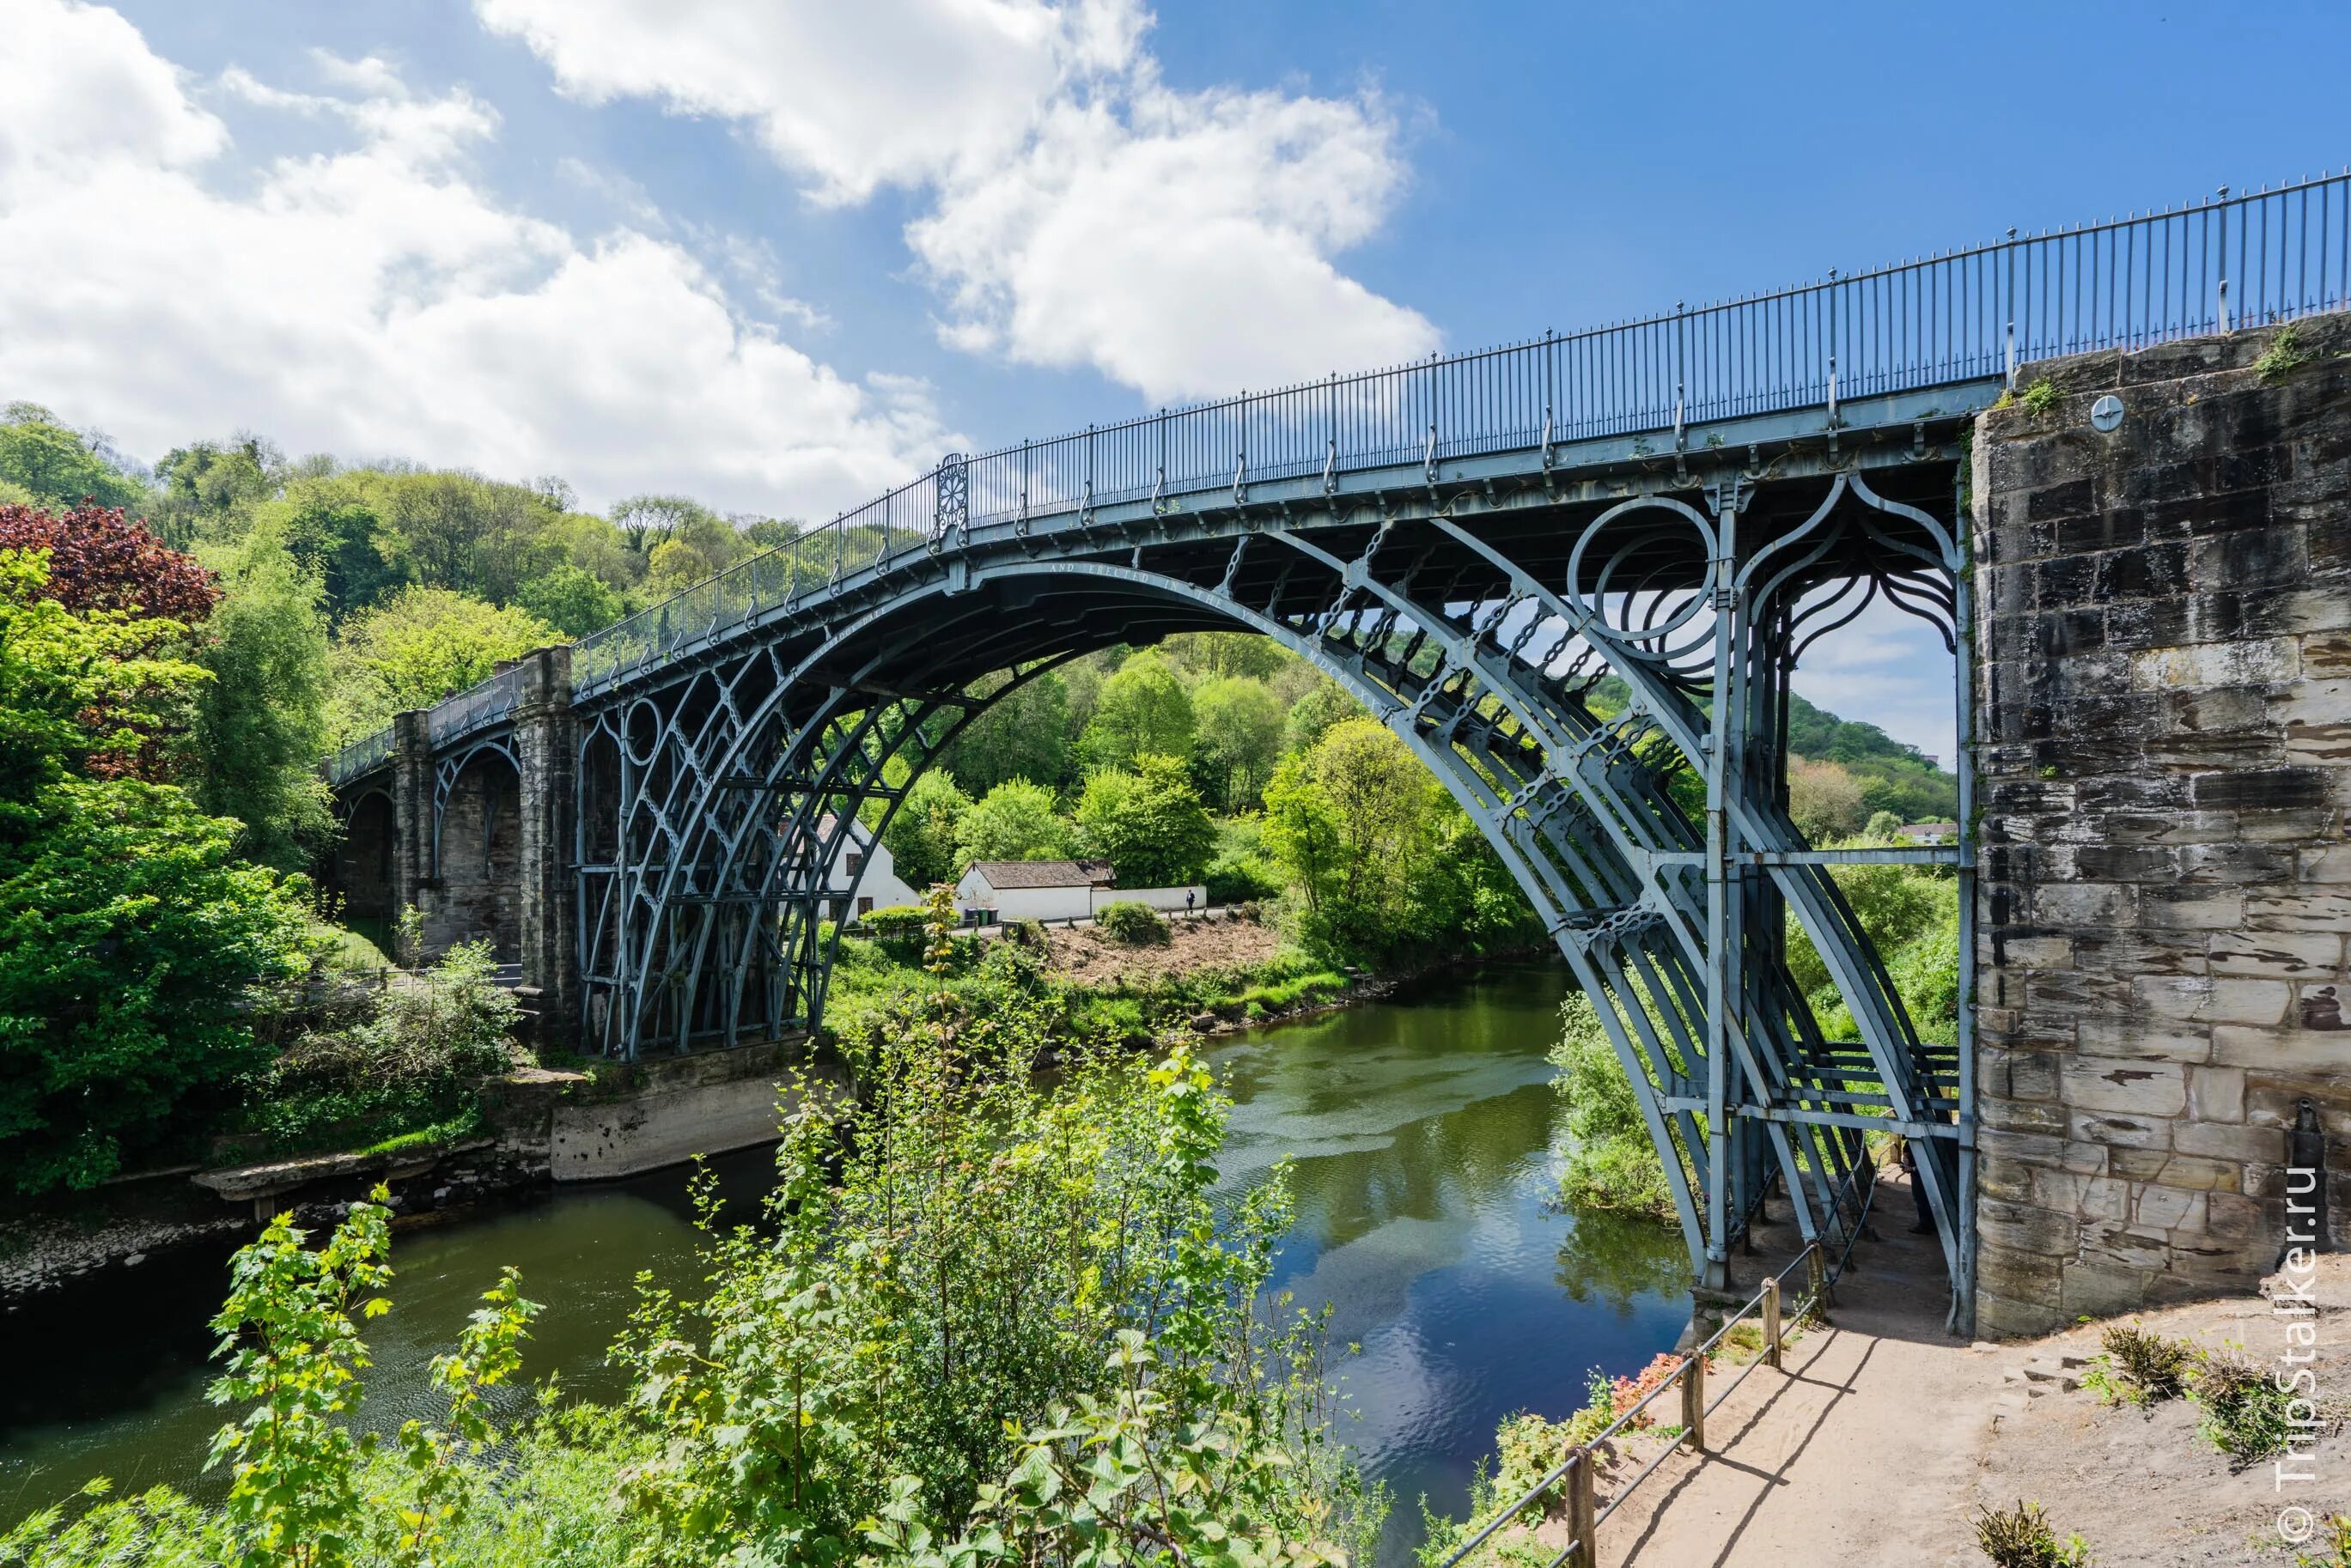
[1042, 911, 1288, 987]
[1593, 1184, 2004, 1567]
[1578, 1178, 2348, 1565]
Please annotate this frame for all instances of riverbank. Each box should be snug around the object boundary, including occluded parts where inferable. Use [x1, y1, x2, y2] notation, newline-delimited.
[0, 925, 1533, 1308]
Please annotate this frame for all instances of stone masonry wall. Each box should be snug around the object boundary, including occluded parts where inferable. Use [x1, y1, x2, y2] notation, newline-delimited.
[1971, 314, 2351, 1338]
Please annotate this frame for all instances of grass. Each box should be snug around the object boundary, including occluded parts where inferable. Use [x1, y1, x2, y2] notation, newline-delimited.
[2081, 1322, 2193, 1407]
[355, 1105, 485, 1158]
[2253, 325, 2310, 384]
[1975, 1500, 2092, 1566]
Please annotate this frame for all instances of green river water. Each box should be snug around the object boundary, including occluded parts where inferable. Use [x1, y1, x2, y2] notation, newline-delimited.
[0, 957, 1687, 1564]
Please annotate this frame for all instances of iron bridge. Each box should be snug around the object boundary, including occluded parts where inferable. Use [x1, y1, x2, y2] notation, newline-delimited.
[323, 173, 2351, 1324]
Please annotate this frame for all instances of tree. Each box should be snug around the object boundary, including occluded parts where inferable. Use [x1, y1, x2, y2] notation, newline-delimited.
[611, 492, 720, 555]
[884, 769, 973, 889]
[1166, 629, 1288, 682]
[190, 542, 335, 872]
[326, 587, 556, 743]
[150, 435, 280, 544]
[1079, 650, 1192, 770]
[1075, 755, 1216, 888]
[1865, 809, 1905, 839]
[941, 667, 1071, 794]
[1263, 717, 1443, 962]
[1788, 756, 1867, 844]
[1191, 674, 1284, 809]
[0, 550, 311, 1193]
[953, 778, 1073, 869]
[258, 482, 409, 617]
[0, 404, 146, 513]
[0, 502, 220, 624]
[516, 562, 624, 636]
[1284, 680, 1364, 755]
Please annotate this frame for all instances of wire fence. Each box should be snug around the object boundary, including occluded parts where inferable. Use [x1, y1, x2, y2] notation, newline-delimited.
[337, 173, 2351, 757]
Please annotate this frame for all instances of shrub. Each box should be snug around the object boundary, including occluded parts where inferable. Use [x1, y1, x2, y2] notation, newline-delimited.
[1975, 1500, 2092, 1566]
[1096, 899, 1170, 945]
[860, 902, 931, 957]
[2086, 1322, 2194, 1405]
[2192, 1350, 2298, 1467]
[2295, 1513, 2350, 1568]
[1204, 851, 1282, 905]
[241, 940, 518, 1156]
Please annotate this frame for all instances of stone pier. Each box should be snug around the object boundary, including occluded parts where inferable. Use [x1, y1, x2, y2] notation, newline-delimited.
[1970, 314, 2351, 1336]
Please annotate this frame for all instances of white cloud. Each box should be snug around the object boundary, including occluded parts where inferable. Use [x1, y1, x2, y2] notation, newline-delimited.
[473, 0, 1437, 404]
[0, 0, 949, 515]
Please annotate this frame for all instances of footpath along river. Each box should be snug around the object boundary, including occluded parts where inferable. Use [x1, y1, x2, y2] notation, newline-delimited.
[0, 957, 1687, 1564]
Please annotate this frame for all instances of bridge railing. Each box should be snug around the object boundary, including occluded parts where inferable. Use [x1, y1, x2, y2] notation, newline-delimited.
[367, 173, 2351, 723]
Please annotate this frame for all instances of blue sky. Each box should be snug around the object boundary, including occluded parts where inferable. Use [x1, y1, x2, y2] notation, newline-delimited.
[4, 0, 2348, 754]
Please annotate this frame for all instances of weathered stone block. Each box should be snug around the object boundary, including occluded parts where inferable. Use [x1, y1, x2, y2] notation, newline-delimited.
[2186, 1064, 2247, 1123]
[2212, 1025, 2351, 1072]
[2056, 1055, 2187, 1116]
[2207, 931, 2343, 977]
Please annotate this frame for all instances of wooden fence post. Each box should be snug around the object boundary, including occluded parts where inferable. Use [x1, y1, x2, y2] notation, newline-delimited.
[1566, 1447, 1597, 1568]
[1762, 1275, 1782, 1370]
[1806, 1241, 1831, 1321]
[1682, 1353, 1706, 1452]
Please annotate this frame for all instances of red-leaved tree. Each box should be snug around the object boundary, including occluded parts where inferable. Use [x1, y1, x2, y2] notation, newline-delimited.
[0, 501, 220, 623]
[0, 502, 219, 779]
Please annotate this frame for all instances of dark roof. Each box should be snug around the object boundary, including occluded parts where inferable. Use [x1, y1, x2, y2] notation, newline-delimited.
[966, 860, 1101, 890]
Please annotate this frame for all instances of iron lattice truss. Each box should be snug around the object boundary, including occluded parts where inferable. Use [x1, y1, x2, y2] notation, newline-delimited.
[563, 462, 1974, 1319]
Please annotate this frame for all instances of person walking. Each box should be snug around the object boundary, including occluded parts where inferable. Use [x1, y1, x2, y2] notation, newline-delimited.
[1185, 888, 1197, 915]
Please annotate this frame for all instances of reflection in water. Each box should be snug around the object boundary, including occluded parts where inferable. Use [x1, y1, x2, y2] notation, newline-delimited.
[1, 957, 1687, 1566]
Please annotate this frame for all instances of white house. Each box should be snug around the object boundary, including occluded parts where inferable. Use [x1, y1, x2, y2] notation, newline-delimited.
[815, 813, 921, 921]
[1893, 820, 1959, 846]
[954, 860, 1206, 924]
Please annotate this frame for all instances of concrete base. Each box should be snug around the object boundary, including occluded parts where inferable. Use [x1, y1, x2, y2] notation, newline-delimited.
[547, 1038, 847, 1182]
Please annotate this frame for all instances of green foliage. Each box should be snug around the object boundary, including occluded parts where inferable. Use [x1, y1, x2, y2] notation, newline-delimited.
[2082, 1322, 2195, 1407]
[1095, 899, 1170, 945]
[1974, 1500, 2093, 1566]
[1079, 649, 1193, 770]
[189, 542, 334, 871]
[1788, 755, 1867, 842]
[2019, 378, 2060, 417]
[515, 563, 624, 637]
[0, 404, 145, 513]
[1785, 855, 1960, 1045]
[1192, 673, 1285, 809]
[953, 777, 1073, 868]
[884, 770, 972, 890]
[1284, 680, 1364, 755]
[1263, 718, 1532, 968]
[1206, 849, 1284, 905]
[1549, 989, 1678, 1222]
[1785, 693, 1958, 821]
[2254, 325, 2311, 384]
[1075, 753, 1216, 888]
[941, 667, 1071, 794]
[326, 587, 556, 743]
[2190, 1350, 2298, 1467]
[860, 903, 933, 958]
[240, 941, 519, 1158]
[2295, 1513, 2351, 1568]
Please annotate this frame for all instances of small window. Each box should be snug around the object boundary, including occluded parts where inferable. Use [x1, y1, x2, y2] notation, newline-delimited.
[857, 896, 874, 915]
[846, 851, 864, 877]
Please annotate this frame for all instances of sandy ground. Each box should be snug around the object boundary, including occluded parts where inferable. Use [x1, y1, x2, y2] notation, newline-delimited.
[1041, 910, 1288, 988]
[1495, 1176, 2349, 1566]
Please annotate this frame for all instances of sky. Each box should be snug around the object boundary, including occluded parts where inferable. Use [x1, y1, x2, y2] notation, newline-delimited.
[4, 0, 2348, 759]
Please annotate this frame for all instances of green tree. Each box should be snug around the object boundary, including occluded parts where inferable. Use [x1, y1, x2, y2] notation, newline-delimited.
[1788, 755, 1867, 843]
[1191, 674, 1284, 809]
[515, 562, 624, 636]
[1284, 679, 1364, 755]
[884, 769, 973, 889]
[326, 587, 556, 743]
[0, 549, 313, 1192]
[257, 484, 408, 618]
[942, 667, 1072, 794]
[1263, 717, 1441, 963]
[954, 778, 1073, 869]
[1078, 649, 1192, 770]
[190, 541, 335, 871]
[0, 404, 146, 513]
[151, 435, 279, 544]
[1075, 755, 1216, 888]
[1166, 629, 1288, 681]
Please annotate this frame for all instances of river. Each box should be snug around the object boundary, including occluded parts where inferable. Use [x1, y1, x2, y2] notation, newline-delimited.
[0, 956, 1687, 1563]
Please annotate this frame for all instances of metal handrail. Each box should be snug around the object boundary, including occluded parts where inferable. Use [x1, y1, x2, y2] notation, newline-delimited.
[1434, 1158, 1883, 1568]
[343, 173, 2351, 778]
